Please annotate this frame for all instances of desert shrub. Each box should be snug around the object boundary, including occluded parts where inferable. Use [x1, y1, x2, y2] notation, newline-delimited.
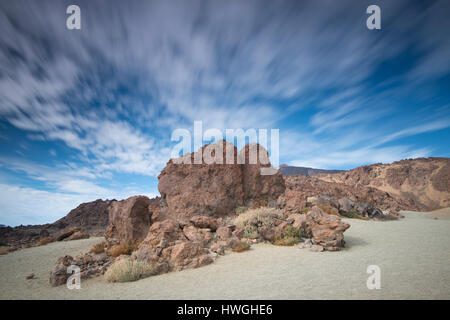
[104, 258, 155, 282]
[90, 241, 106, 254]
[318, 205, 339, 216]
[235, 206, 248, 214]
[234, 207, 283, 239]
[232, 241, 251, 252]
[110, 240, 142, 258]
[299, 207, 311, 214]
[340, 209, 366, 220]
[242, 226, 259, 239]
[273, 226, 306, 246]
[37, 237, 53, 246]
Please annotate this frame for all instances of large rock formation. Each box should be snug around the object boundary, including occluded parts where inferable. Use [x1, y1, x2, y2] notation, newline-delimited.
[317, 157, 450, 211]
[105, 196, 158, 244]
[158, 140, 285, 218]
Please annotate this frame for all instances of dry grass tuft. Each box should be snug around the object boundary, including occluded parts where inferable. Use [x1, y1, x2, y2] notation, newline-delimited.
[110, 240, 142, 258]
[318, 205, 339, 216]
[0, 248, 10, 255]
[234, 207, 283, 240]
[90, 241, 106, 254]
[104, 258, 155, 282]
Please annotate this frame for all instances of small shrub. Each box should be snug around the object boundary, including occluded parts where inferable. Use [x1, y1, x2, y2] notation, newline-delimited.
[232, 241, 251, 252]
[299, 207, 311, 214]
[234, 207, 283, 239]
[242, 226, 259, 239]
[104, 258, 155, 282]
[0, 248, 10, 255]
[110, 240, 142, 258]
[90, 242, 106, 254]
[273, 226, 306, 246]
[318, 205, 339, 216]
[37, 237, 53, 246]
[235, 206, 248, 214]
[341, 209, 367, 220]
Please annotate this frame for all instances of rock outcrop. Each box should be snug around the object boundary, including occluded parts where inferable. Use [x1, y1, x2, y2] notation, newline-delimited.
[50, 253, 112, 287]
[158, 140, 285, 218]
[317, 157, 450, 211]
[105, 196, 155, 244]
[279, 174, 410, 218]
[289, 206, 350, 251]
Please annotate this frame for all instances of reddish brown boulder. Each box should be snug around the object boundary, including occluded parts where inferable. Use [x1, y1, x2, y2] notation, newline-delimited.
[55, 227, 81, 241]
[291, 206, 350, 251]
[49, 253, 112, 286]
[105, 196, 154, 243]
[170, 242, 205, 267]
[183, 226, 205, 243]
[158, 141, 285, 218]
[190, 215, 218, 231]
[216, 226, 232, 240]
[158, 140, 245, 217]
[49, 255, 74, 286]
[240, 143, 286, 208]
[66, 230, 90, 241]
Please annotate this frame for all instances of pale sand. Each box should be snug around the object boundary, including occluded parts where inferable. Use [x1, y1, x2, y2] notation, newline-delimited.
[1, 210, 449, 300]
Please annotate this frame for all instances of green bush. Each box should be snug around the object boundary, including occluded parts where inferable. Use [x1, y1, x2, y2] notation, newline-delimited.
[104, 258, 155, 283]
[273, 226, 306, 246]
[341, 209, 366, 219]
[235, 206, 248, 214]
[299, 207, 311, 214]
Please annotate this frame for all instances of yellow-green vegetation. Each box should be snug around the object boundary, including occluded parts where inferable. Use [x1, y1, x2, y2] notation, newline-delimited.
[90, 241, 106, 254]
[340, 209, 368, 220]
[235, 206, 248, 214]
[273, 225, 307, 246]
[299, 207, 311, 214]
[234, 207, 283, 240]
[104, 258, 155, 282]
[232, 241, 251, 252]
[110, 240, 142, 258]
[37, 237, 53, 246]
[318, 205, 339, 216]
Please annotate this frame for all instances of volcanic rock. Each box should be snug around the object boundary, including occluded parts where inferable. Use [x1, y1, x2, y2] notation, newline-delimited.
[105, 196, 154, 244]
[158, 141, 285, 218]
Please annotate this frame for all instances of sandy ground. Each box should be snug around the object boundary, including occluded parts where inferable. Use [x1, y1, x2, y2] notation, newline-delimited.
[1, 210, 449, 300]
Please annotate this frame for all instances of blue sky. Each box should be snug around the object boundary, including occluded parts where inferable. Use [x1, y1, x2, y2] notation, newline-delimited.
[0, 0, 449, 226]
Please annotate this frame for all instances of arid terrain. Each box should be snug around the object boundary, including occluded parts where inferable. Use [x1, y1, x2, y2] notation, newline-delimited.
[1, 209, 449, 299]
[0, 143, 449, 299]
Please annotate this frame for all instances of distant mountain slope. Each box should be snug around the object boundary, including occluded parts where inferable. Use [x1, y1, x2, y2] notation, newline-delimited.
[279, 164, 345, 176]
[317, 157, 450, 211]
[0, 199, 114, 248]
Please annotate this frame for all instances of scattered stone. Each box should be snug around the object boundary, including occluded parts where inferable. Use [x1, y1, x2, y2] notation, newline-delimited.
[310, 245, 324, 252]
[26, 273, 36, 280]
